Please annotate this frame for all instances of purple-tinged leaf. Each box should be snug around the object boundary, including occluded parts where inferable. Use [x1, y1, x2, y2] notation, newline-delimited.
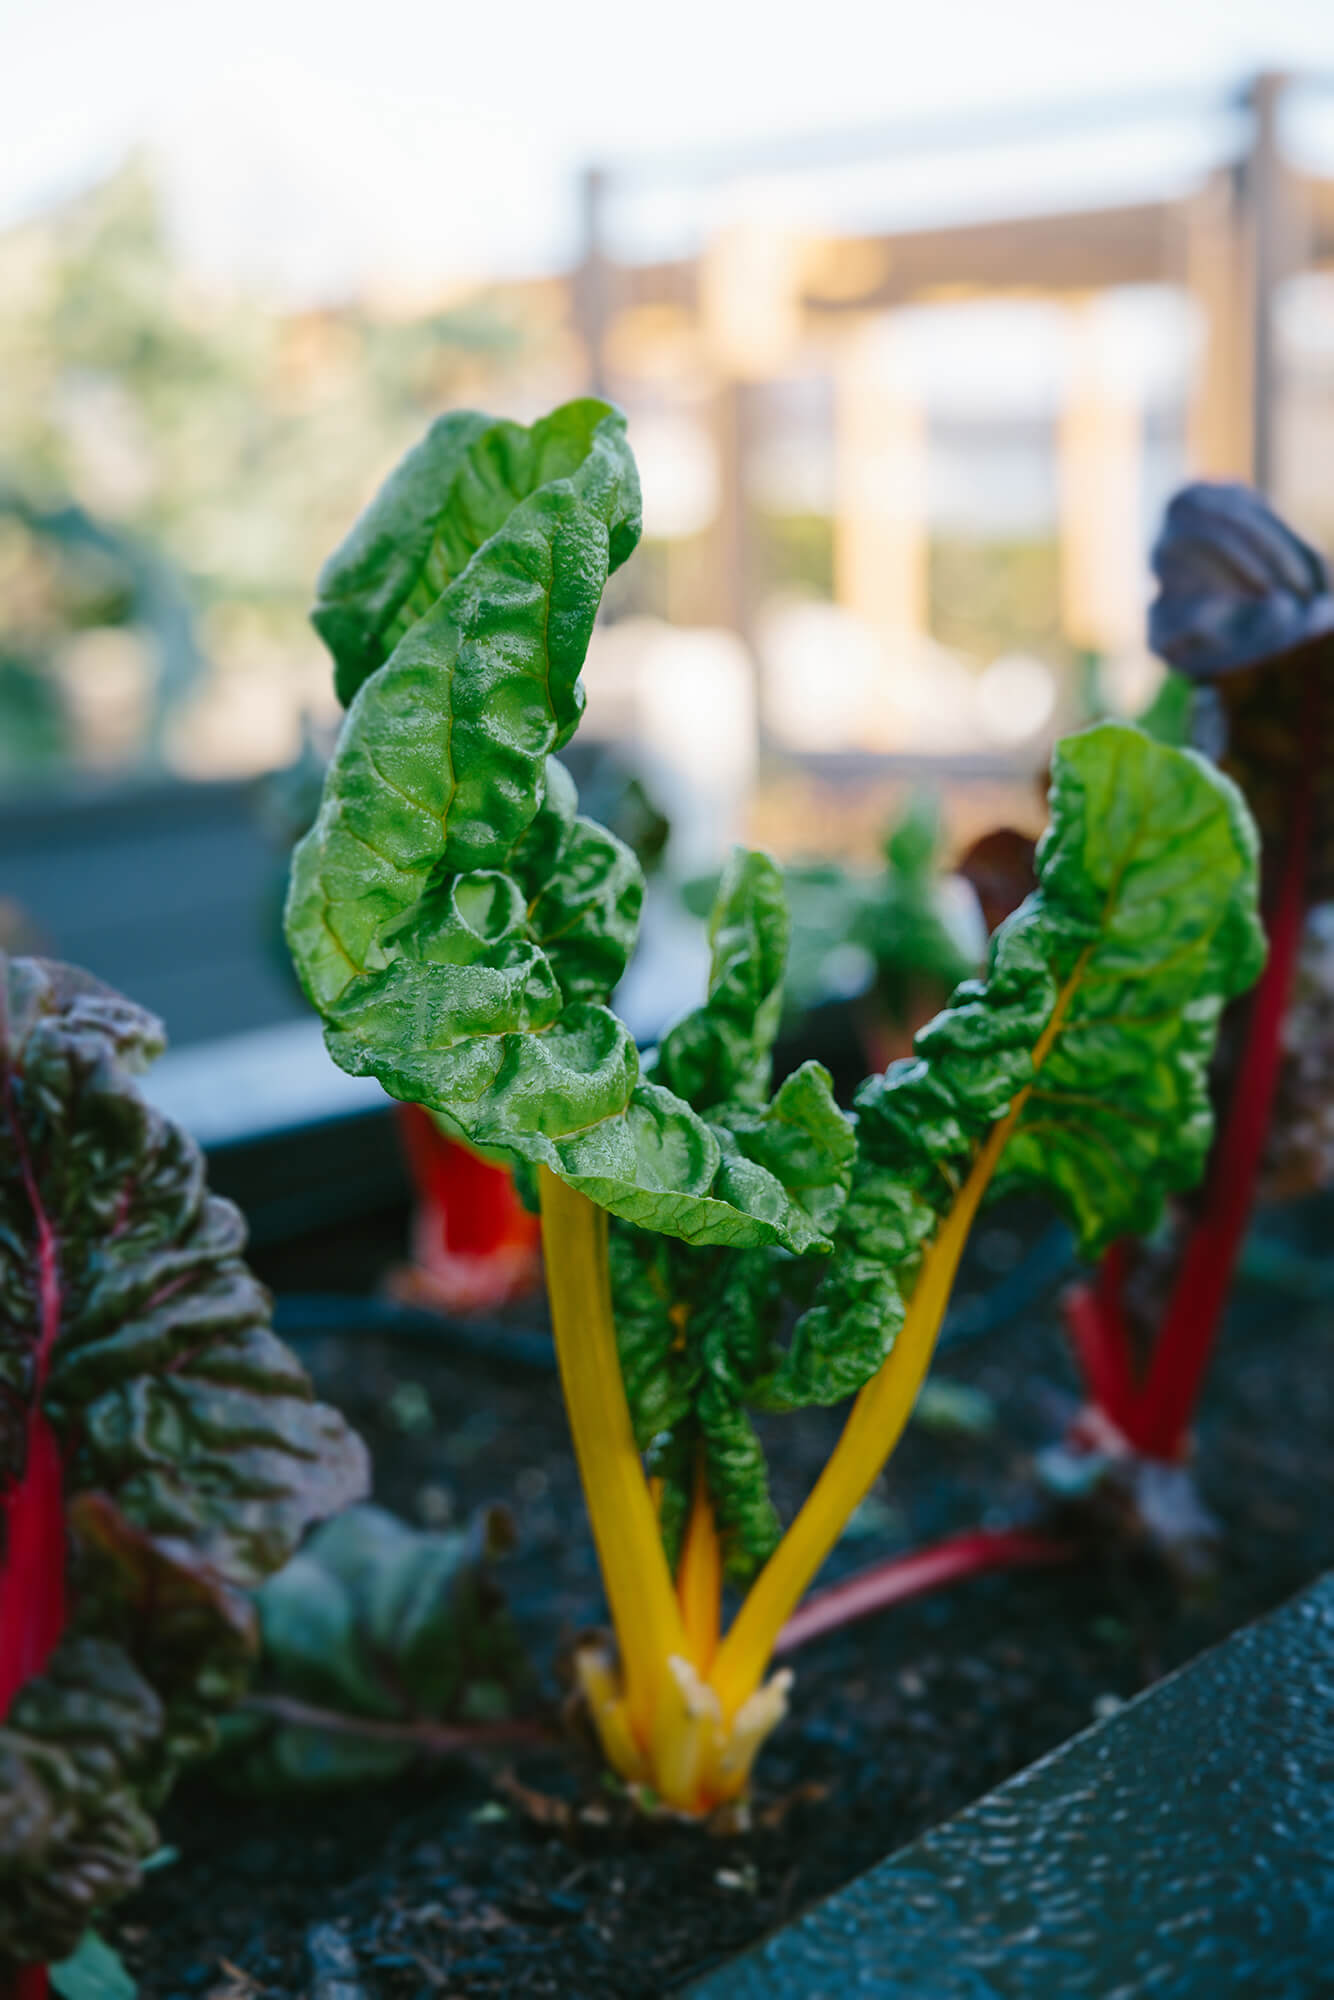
[0, 954, 369, 1968]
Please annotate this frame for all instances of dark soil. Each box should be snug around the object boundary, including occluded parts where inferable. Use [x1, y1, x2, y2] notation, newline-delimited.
[120, 1200, 1334, 1999]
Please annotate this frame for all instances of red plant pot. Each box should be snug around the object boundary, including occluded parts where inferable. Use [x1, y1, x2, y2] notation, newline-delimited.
[393, 1106, 543, 1315]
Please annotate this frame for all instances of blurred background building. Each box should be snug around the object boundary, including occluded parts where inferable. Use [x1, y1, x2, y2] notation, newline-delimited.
[3, 5, 1334, 1055]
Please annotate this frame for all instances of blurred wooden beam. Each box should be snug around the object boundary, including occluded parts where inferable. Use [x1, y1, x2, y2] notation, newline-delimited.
[802, 200, 1176, 311]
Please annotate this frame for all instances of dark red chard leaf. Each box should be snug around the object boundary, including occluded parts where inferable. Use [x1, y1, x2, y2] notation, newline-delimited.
[1149, 481, 1334, 900]
[1065, 486, 1334, 1485]
[0, 954, 369, 1969]
[1262, 908, 1334, 1199]
[1149, 481, 1334, 680]
[953, 828, 1038, 938]
[66, 1493, 259, 1766]
[1147, 486, 1334, 1206]
[0, 1640, 163, 1963]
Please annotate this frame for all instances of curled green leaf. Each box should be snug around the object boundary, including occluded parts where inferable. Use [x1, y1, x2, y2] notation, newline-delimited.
[288, 403, 849, 1256]
[619, 726, 1264, 1579]
[214, 1504, 530, 1792]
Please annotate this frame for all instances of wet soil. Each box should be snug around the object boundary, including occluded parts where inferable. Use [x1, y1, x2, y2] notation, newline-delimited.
[120, 1201, 1334, 1999]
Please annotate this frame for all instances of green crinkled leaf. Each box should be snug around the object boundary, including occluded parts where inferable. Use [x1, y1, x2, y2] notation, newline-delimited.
[717, 1062, 856, 1243]
[0, 954, 369, 1965]
[610, 1224, 784, 1582]
[989, 723, 1265, 1239]
[756, 1156, 919, 1415]
[653, 849, 788, 1110]
[821, 722, 1264, 1331]
[695, 1375, 783, 1580]
[213, 1504, 530, 1792]
[288, 403, 851, 1257]
[313, 402, 643, 709]
[608, 1228, 698, 1450]
[616, 725, 1263, 1583]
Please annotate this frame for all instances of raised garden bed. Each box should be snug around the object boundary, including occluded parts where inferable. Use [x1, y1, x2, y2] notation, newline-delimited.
[688, 1566, 1334, 1998]
[114, 1207, 1334, 1997]
[10, 410, 1334, 2000]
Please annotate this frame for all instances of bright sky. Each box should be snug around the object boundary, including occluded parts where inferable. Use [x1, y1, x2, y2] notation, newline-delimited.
[4, 0, 1334, 299]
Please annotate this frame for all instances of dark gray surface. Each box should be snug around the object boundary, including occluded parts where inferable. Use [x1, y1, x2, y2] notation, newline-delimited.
[0, 779, 305, 1047]
[686, 1571, 1334, 1998]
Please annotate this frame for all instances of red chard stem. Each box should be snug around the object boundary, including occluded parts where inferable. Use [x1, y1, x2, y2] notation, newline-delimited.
[0, 1409, 66, 1723]
[1, 1033, 66, 1993]
[6, 1964, 51, 2000]
[1063, 1241, 1140, 1437]
[773, 1527, 1074, 1657]
[1, 1037, 68, 1720]
[1130, 794, 1311, 1459]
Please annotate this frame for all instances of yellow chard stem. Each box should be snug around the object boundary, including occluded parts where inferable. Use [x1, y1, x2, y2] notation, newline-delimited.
[710, 967, 1083, 1723]
[676, 1459, 723, 1673]
[709, 1112, 1010, 1717]
[537, 1166, 688, 1742]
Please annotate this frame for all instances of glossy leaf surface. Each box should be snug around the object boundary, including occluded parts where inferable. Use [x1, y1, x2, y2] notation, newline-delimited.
[617, 726, 1263, 1582]
[0, 955, 368, 1966]
[288, 402, 849, 1256]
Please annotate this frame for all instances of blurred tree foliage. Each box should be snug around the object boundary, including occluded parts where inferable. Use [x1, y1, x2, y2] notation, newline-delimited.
[927, 533, 1069, 665]
[755, 510, 835, 601]
[0, 158, 528, 779]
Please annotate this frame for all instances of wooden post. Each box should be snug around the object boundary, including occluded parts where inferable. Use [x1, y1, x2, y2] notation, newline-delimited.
[575, 165, 612, 398]
[1058, 295, 1144, 656]
[1248, 73, 1286, 496]
[696, 221, 807, 736]
[708, 378, 751, 643]
[1242, 71, 1311, 500]
[1181, 168, 1255, 481]
[832, 314, 928, 651]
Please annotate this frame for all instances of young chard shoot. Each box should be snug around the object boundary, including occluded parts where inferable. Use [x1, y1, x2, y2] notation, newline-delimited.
[1060, 486, 1334, 1537]
[287, 401, 1262, 1814]
[214, 1502, 534, 1791]
[728, 792, 980, 1070]
[0, 957, 368, 1985]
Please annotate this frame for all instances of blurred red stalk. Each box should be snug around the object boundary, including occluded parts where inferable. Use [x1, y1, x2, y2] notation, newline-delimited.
[775, 1526, 1074, 1656]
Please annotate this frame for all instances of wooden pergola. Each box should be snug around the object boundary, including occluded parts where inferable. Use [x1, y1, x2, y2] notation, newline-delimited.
[567, 74, 1334, 678]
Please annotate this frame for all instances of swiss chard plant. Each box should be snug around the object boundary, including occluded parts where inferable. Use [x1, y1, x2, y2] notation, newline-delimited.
[687, 791, 979, 1076]
[213, 1502, 532, 1790]
[837, 791, 981, 1064]
[0, 956, 368, 1984]
[1058, 485, 1334, 1523]
[287, 399, 1262, 1813]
